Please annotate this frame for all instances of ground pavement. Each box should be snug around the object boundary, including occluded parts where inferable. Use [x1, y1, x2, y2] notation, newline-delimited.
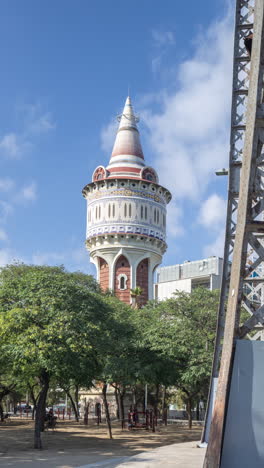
[78, 442, 206, 468]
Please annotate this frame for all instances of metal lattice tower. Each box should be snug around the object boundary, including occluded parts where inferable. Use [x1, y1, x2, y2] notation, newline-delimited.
[203, 0, 264, 465]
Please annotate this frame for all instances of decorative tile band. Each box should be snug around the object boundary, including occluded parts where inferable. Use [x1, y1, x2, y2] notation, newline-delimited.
[87, 224, 166, 241]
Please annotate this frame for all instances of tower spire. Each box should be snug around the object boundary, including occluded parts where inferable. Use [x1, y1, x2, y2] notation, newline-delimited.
[111, 97, 144, 159]
[106, 96, 145, 178]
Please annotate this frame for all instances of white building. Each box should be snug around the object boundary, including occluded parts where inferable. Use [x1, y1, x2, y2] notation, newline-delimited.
[154, 256, 223, 301]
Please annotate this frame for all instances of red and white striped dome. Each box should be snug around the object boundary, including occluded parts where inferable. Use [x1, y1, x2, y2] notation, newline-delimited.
[106, 96, 146, 179]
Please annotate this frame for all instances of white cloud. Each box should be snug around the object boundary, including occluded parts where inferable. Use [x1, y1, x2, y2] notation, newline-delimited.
[32, 252, 65, 265]
[152, 30, 175, 47]
[0, 178, 15, 192]
[136, 13, 233, 240]
[199, 194, 226, 229]
[166, 203, 184, 237]
[22, 104, 56, 135]
[0, 201, 13, 222]
[203, 228, 225, 258]
[0, 103, 55, 160]
[32, 245, 93, 274]
[101, 120, 118, 154]
[151, 30, 175, 73]
[0, 133, 31, 159]
[140, 14, 233, 202]
[0, 248, 24, 267]
[0, 229, 8, 242]
[20, 182, 37, 202]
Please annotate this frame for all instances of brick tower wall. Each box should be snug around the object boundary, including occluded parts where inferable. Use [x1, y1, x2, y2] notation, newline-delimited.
[136, 258, 149, 307]
[114, 255, 131, 304]
[99, 257, 109, 291]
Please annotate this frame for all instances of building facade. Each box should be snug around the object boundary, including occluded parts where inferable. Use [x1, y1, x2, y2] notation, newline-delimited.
[154, 256, 223, 301]
[82, 96, 171, 305]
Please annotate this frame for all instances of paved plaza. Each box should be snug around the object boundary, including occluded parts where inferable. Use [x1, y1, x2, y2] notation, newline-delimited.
[78, 441, 205, 468]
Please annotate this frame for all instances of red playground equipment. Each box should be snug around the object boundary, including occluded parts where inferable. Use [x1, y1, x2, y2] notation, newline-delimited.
[127, 408, 157, 432]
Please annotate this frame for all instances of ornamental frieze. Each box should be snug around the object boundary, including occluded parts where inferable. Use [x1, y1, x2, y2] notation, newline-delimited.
[88, 188, 165, 204]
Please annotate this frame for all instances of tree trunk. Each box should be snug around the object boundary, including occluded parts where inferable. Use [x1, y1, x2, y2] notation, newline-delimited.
[120, 390, 125, 430]
[28, 385, 38, 421]
[84, 402, 89, 425]
[0, 386, 15, 421]
[102, 383, 112, 439]
[154, 384, 159, 419]
[114, 387, 119, 419]
[0, 403, 4, 422]
[34, 370, 49, 449]
[40, 402, 46, 432]
[67, 391, 79, 422]
[162, 386, 167, 425]
[196, 399, 200, 421]
[186, 397, 193, 430]
[74, 385, 79, 421]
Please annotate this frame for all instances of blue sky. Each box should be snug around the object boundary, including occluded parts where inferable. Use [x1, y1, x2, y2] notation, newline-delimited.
[0, 0, 233, 275]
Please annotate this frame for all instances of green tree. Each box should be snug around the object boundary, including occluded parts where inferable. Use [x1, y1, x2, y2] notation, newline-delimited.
[135, 289, 219, 428]
[0, 264, 110, 448]
[97, 295, 137, 435]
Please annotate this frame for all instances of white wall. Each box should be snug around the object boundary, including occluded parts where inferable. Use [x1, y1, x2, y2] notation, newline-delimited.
[155, 278, 192, 300]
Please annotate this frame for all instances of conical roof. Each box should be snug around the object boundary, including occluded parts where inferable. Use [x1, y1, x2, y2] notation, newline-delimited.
[106, 96, 145, 178]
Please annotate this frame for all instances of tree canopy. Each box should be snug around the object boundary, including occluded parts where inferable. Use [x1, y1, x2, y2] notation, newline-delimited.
[0, 263, 219, 443]
[133, 288, 219, 427]
[0, 264, 114, 447]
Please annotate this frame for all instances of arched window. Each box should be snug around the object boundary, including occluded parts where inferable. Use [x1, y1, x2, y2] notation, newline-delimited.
[141, 206, 143, 219]
[154, 209, 156, 223]
[145, 206, 147, 220]
[118, 274, 127, 290]
[129, 203, 132, 218]
[124, 203, 127, 218]
[157, 210, 159, 224]
[112, 204, 115, 218]
[108, 204, 111, 218]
